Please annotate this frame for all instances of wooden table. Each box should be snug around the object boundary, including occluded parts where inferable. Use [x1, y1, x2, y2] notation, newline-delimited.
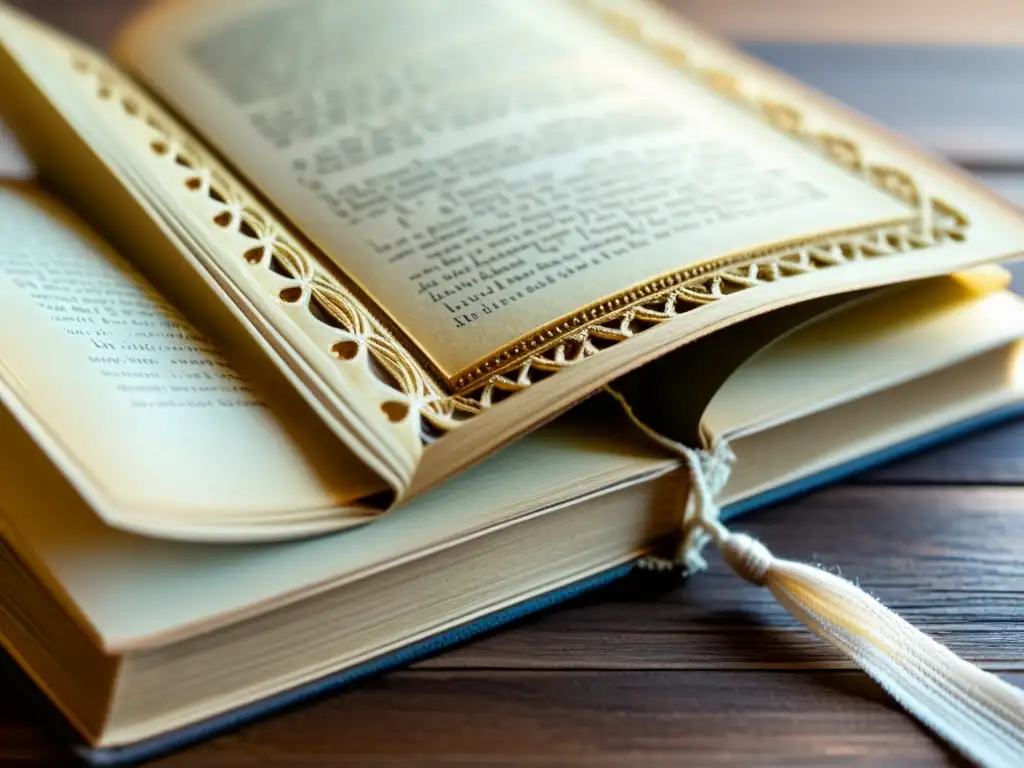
[3, 2, 1022, 765]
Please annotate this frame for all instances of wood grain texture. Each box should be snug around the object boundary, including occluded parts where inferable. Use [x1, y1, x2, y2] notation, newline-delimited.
[0, 2, 1021, 766]
[855, 420, 1023, 485]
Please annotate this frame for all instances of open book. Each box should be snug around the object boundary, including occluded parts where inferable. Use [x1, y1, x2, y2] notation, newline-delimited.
[1, 0, 1022, 763]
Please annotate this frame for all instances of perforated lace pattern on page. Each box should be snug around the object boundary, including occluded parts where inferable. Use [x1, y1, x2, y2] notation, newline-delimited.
[75, 57, 474, 438]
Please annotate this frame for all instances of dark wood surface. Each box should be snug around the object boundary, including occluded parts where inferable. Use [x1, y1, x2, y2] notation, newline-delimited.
[2, 2, 1022, 766]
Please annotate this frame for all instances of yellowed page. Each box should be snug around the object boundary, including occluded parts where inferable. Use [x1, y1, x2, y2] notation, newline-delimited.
[704, 274, 1024, 440]
[720, 342, 1022, 506]
[0, 185, 383, 527]
[117, 0, 912, 382]
[6, 0, 1024, 502]
[0, 412, 674, 653]
[0, 8, 421, 491]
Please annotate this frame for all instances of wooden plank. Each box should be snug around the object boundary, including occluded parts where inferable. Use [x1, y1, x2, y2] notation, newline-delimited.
[858, 422, 1024, 485]
[854, 420, 1024, 486]
[5, 669, 1017, 766]
[0, 693, 67, 767]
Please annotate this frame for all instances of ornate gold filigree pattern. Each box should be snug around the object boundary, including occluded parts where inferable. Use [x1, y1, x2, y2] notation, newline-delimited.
[73, 55, 479, 434]
[460, 199, 968, 408]
[447, 0, 971, 396]
[68, 0, 969, 440]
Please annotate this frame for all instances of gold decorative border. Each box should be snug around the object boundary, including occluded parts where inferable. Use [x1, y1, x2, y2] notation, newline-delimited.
[67, 0, 970, 440]
[69, 55, 477, 435]
[449, 0, 971, 394]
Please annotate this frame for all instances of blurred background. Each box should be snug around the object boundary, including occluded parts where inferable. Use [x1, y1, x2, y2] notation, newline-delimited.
[683, 0, 1024, 285]
[4, 0, 1023, 207]
[683, 0, 1024, 173]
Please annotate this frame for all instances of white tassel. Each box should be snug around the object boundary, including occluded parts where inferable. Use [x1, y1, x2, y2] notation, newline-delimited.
[606, 387, 1024, 767]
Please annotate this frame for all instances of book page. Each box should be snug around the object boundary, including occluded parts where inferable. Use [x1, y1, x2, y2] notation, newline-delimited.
[0, 185, 383, 519]
[702, 273, 1024, 440]
[117, 0, 912, 382]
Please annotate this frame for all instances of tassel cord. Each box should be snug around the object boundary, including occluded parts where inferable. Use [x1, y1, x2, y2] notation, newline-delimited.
[604, 386, 1024, 767]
